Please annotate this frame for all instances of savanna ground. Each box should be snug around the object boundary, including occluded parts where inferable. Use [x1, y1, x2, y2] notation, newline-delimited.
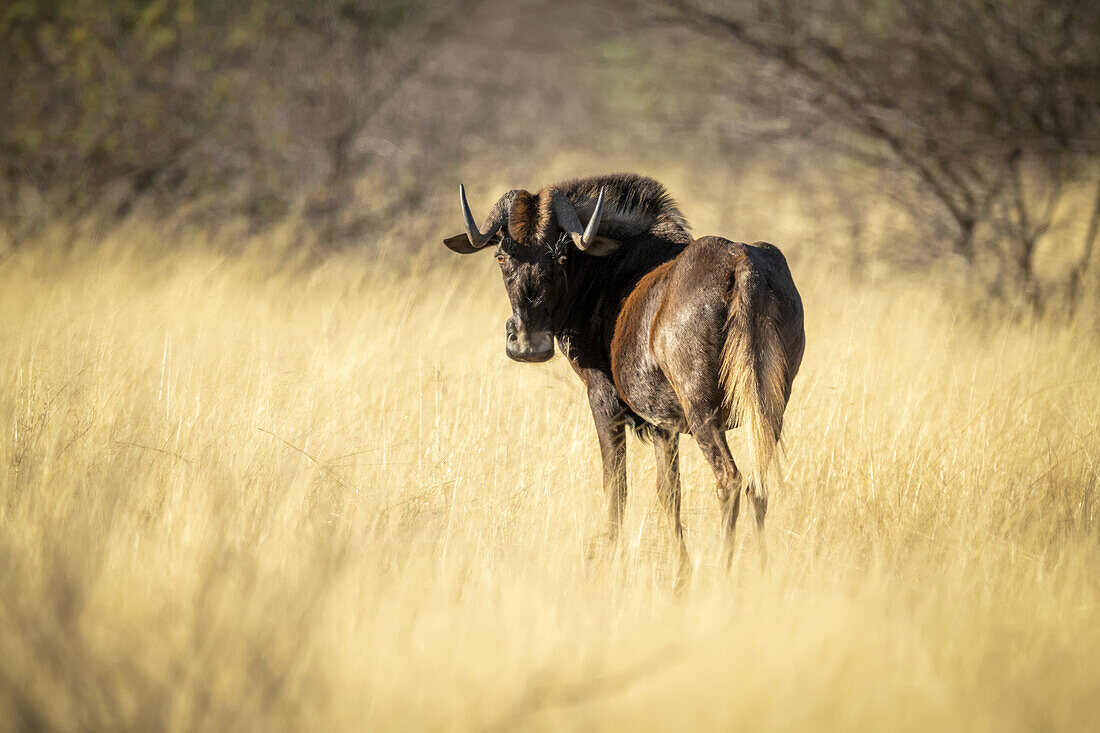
[2, 170, 1098, 731]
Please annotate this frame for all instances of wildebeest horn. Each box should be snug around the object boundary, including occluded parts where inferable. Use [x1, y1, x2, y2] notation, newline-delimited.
[459, 184, 503, 249]
[552, 188, 606, 250]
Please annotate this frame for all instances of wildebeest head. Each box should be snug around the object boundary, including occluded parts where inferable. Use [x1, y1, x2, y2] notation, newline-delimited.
[443, 184, 621, 362]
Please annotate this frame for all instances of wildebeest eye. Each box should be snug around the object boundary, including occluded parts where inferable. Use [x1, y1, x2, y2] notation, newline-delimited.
[556, 254, 567, 265]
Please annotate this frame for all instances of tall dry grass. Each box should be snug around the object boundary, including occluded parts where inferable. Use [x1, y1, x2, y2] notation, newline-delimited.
[1, 211, 1098, 731]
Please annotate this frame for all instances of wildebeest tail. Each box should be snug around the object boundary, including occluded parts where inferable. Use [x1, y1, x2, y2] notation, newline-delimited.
[719, 262, 789, 504]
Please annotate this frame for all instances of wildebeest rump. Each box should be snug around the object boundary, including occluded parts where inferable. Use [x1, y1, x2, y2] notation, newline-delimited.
[443, 173, 804, 581]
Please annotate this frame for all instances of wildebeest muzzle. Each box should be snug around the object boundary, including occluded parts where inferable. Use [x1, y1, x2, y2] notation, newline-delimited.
[505, 316, 554, 362]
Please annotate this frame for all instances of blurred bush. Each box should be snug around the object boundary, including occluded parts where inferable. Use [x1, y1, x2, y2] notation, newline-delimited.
[0, 0, 452, 236]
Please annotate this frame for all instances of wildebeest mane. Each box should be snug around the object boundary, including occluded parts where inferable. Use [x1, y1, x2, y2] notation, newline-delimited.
[550, 173, 692, 247]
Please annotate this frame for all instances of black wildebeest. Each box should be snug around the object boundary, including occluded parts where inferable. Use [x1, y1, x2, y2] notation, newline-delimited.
[443, 173, 804, 579]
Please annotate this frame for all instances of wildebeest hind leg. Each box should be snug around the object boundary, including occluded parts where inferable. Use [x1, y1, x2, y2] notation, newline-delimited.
[687, 413, 744, 569]
[750, 488, 768, 571]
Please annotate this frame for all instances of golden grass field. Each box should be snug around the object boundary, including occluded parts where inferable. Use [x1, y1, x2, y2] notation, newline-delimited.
[2, 209, 1098, 731]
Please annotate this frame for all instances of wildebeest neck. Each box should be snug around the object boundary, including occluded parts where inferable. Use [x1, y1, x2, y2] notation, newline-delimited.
[553, 237, 687, 366]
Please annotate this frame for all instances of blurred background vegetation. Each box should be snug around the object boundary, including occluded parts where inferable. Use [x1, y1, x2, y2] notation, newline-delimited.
[2, 0, 1098, 311]
[2, 5, 1099, 728]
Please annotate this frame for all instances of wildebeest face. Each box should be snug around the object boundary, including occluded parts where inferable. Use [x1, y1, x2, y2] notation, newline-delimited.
[443, 184, 618, 363]
[494, 236, 568, 362]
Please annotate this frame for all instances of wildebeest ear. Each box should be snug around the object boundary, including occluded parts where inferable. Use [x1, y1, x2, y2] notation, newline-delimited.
[443, 234, 485, 254]
[581, 236, 621, 257]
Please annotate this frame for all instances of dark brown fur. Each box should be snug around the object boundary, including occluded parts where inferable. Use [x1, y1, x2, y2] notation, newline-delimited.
[506, 189, 554, 245]
[612, 237, 805, 572]
[444, 175, 804, 583]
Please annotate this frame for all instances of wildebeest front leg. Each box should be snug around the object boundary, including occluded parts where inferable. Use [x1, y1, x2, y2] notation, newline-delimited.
[653, 427, 691, 588]
[586, 379, 627, 557]
[688, 413, 744, 568]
